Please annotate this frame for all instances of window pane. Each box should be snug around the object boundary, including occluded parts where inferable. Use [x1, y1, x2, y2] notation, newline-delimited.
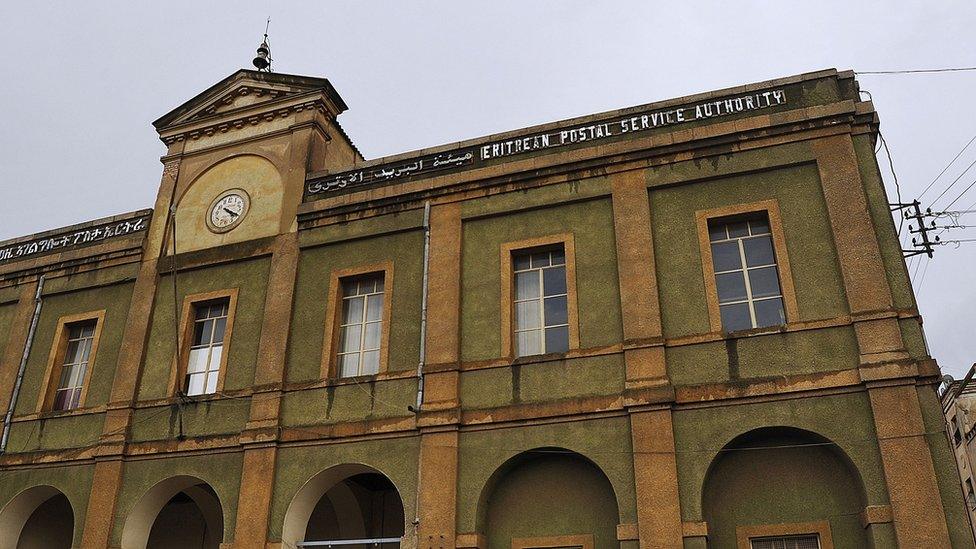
[517, 330, 542, 357]
[69, 363, 88, 389]
[365, 294, 384, 322]
[207, 345, 223, 372]
[727, 221, 749, 238]
[515, 271, 540, 300]
[361, 351, 380, 375]
[193, 319, 213, 346]
[363, 322, 382, 350]
[543, 266, 567, 296]
[550, 248, 566, 266]
[80, 323, 95, 338]
[544, 296, 568, 326]
[750, 217, 770, 235]
[513, 253, 531, 271]
[754, 298, 785, 327]
[339, 325, 362, 354]
[720, 302, 752, 332]
[342, 296, 365, 325]
[710, 241, 741, 272]
[339, 353, 360, 377]
[374, 277, 384, 293]
[515, 300, 541, 331]
[530, 251, 550, 269]
[186, 373, 206, 396]
[341, 279, 359, 296]
[716, 272, 747, 303]
[749, 266, 781, 298]
[53, 389, 71, 411]
[204, 371, 219, 394]
[64, 340, 83, 365]
[743, 235, 775, 267]
[545, 326, 570, 353]
[187, 348, 209, 373]
[212, 317, 227, 344]
[708, 223, 726, 241]
[57, 364, 75, 389]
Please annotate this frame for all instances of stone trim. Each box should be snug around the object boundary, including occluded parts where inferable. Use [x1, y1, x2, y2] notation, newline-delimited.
[35, 310, 106, 413]
[499, 233, 580, 360]
[695, 199, 799, 333]
[511, 534, 593, 549]
[735, 520, 833, 549]
[320, 261, 395, 380]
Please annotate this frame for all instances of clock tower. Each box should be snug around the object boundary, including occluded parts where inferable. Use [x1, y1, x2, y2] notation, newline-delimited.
[146, 69, 358, 257]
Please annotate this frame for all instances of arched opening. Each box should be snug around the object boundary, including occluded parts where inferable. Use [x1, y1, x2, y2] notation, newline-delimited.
[0, 486, 74, 549]
[121, 476, 224, 549]
[479, 448, 619, 549]
[702, 427, 868, 548]
[282, 464, 405, 549]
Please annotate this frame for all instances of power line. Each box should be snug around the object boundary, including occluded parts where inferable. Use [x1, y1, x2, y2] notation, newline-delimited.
[878, 132, 904, 235]
[930, 157, 976, 208]
[856, 66, 976, 75]
[915, 257, 932, 298]
[919, 134, 976, 199]
[943, 178, 976, 211]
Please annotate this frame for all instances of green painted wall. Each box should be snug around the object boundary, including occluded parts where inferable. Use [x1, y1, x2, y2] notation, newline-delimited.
[0, 464, 94, 547]
[651, 161, 847, 339]
[140, 257, 271, 400]
[128, 398, 251, 442]
[279, 379, 416, 427]
[460, 354, 625, 410]
[853, 134, 916, 311]
[673, 393, 890, 521]
[15, 280, 135, 415]
[288, 229, 424, 383]
[666, 326, 860, 386]
[702, 431, 869, 548]
[460, 195, 621, 362]
[457, 418, 636, 533]
[0, 301, 16, 361]
[111, 453, 243, 546]
[485, 453, 618, 549]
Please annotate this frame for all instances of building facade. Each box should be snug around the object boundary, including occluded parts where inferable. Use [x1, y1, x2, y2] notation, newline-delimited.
[0, 68, 971, 549]
[942, 377, 976, 538]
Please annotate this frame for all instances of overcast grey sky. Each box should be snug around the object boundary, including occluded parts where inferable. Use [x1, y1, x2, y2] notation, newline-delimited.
[0, 1, 973, 377]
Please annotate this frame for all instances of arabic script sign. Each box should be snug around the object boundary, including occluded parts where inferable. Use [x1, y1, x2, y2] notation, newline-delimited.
[0, 214, 150, 265]
[307, 89, 787, 196]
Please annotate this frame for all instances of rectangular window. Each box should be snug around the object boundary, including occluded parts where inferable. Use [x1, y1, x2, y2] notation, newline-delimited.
[750, 535, 820, 549]
[708, 214, 786, 332]
[185, 299, 229, 396]
[52, 321, 96, 411]
[967, 479, 975, 509]
[337, 274, 385, 377]
[513, 247, 569, 357]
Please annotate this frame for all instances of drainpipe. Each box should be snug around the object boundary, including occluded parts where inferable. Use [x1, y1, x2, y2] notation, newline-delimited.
[0, 275, 45, 454]
[413, 201, 432, 413]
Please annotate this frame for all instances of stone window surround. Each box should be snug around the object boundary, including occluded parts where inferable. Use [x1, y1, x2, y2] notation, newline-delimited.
[736, 520, 833, 549]
[320, 261, 395, 380]
[695, 199, 799, 334]
[36, 310, 105, 413]
[500, 233, 580, 360]
[169, 288, 239, 397]
[511, 534, 594, 549]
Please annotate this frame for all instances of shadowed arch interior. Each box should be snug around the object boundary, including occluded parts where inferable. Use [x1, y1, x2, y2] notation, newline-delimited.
[702, 427, 869, 548]
[121, 476, 224, 549]
[281, 464, 406, 549]
[0, 486, 74, 549]
[478, 448, 619, 549]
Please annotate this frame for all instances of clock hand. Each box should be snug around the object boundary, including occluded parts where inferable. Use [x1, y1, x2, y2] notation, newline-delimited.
[223, 207, 239, 218]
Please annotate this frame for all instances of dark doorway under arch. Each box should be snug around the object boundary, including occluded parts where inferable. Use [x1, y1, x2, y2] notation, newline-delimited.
[16, 492, 73, 549]
[302, 472, 404, 548]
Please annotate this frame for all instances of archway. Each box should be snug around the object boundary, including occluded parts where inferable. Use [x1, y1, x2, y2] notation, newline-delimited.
[478, 448, 619, 549]
[0, 485, 74, 549]
[282, 464, 405, 549]
[702, 427, 868, 548]
[121, 476, 224, 549]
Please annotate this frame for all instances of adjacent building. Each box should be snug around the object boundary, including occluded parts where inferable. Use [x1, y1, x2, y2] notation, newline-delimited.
[0, 67, 971, 548]
[943, 376, 976, 539]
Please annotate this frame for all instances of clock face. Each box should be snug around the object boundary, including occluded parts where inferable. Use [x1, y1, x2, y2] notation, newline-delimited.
[206, 190, 250, 233]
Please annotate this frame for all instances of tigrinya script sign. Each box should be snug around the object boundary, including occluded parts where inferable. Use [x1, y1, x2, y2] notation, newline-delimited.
[307, 89, 787, 196]
[0, 214, 150, 266]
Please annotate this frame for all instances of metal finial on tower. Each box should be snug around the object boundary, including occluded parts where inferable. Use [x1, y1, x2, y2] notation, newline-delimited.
[252, 18, 273, 72]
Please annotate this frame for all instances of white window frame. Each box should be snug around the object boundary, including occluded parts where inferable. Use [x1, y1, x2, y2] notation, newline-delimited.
[512, 247, 569, 357]
[337, 274, 385, 377]
[709, 215, 785, 330]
